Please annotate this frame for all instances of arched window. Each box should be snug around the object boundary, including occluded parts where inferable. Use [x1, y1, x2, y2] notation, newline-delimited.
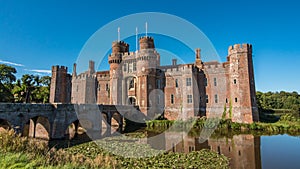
[129, 78, 134, 89]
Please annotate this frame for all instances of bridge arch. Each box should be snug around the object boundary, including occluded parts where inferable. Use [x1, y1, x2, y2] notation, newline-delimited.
[0, 118, 12, 132]
[22, 116, 51, 140]
[65, 120, 79, 139]
[112, 112, 123, 130]
[22, 119, 35, 137]
[35, 116, 51, 140]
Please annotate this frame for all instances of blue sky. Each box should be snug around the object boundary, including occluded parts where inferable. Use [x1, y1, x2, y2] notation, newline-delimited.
[0, 0, 300, 92]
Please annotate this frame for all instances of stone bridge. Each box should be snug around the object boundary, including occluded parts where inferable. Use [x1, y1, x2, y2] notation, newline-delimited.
[0, 103, 142, 140]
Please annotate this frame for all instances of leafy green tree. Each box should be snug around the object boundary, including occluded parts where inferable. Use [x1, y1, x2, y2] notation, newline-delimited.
[12, 74, 51, 103]
[31, 75, 51, 103]
[0, 64, 17, 102]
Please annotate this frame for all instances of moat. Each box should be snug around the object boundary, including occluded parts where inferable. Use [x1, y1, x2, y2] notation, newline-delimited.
[47, 127, 300, 169]
[141, 131, 300, 169]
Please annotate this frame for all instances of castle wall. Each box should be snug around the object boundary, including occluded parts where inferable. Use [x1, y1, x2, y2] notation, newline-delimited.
[71, 73, 96, 104]
[163, 64, 199, 120]
[96, 72, 110, 104]
[204, 62, 229, 118]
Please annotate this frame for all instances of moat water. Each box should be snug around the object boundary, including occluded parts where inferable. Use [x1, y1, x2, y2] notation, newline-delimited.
[127, 130, 300, 169]
[140, 131, 300, 169]
[50, 127, 300, 169]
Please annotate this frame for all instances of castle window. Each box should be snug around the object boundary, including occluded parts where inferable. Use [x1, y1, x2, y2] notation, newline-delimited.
[172, 143, 176, 152]
[186, 78, 192, 86]
[214, 78, 217, 86]
[129, 63, 133, 73]
[129, 79, 134, 89]
[214, 94, 218, 103]
[235, 98, 238, 102]
[123, 63, 127, 72]
[171, 94, 174, 104]
[156, 79, 161, 88]
[157, 95, 161, 104]
[217, 146, 221, 154]
[187, 94, 192, 103]
[133, 62, 136, 71]
[76, 85, 78, 92]
[234, 79, 237, 84]
[206, 95, 209, 103]
[175, 79, 179, 87]
[189, 146, 195, 152]
[204, 78, 208, 86]
[98, 84, 101, 91]
[226, 98, 228, 103]
[106, 84, 109, 91]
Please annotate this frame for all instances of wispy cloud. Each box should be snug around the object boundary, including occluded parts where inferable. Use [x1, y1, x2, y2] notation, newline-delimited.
[25, 69, 51, 74]
[0, 59, 24, 67]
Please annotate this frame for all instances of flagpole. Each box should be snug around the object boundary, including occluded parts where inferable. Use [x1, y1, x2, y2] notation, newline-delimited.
[145, 22, 148, 37]
[136, 27, 138, 52]
[118, 27, 120, 42]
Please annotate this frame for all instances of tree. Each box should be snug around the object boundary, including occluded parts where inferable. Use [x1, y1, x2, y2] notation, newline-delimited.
[0, 64, 17, 102]
[256, 91, 300, 111]
[31, 75, 51, 103]
[12, 75, 51, 103]
[0, 64, 17, 84]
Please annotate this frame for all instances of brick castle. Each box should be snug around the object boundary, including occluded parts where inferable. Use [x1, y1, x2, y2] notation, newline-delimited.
[50, 36, 259, 123]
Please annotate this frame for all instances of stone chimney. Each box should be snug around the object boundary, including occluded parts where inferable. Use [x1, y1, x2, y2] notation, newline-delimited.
[172, 59, 177, 66]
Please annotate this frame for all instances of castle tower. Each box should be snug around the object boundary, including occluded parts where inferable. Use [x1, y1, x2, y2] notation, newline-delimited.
[228, 44, 259, 123]
[108, 41, 128, 104]
[136, 36, 161, 117]
[71, 61, 97, 104]
[50, 65, 71, 103]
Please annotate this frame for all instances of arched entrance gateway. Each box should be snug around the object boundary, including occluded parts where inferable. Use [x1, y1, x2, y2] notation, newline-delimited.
[128, 97, 136, 105]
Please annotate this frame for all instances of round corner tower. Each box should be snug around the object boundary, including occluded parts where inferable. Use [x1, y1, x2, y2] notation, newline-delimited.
[108, 41, 129, 77]
[136, 36, 159, 76]
[139, 36, 155, 50]
[135, 36, 161, 116]
[108, 41, 129, 105]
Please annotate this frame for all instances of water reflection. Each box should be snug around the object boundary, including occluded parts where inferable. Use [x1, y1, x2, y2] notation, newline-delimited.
[148, 132, 262, 169]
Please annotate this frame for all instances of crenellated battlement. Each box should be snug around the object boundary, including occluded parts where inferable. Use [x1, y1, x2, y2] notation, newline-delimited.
[112, 40, 128, 46]
[52, 65, 68, 72]
[228, 43, 252, 55]
[203, 61, 225, 69]
[112, 41, 129, 54]
[139, 36, 153, 40]
[139, 36, 155, 49]
[162, 64, 198, 73]
[96, 71, 110, 79]
[73, 72, 96, 80]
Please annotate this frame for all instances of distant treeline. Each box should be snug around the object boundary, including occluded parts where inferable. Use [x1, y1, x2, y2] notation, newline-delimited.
[256, 91, 300, 111]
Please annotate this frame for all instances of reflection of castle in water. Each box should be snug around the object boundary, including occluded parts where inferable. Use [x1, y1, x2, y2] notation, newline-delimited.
[148, 132, 261, 169]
